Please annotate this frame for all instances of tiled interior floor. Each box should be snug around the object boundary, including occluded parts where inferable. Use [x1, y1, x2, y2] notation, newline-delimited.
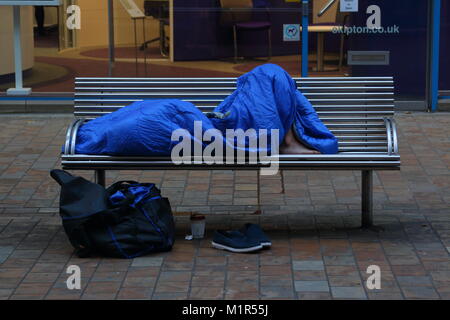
[1, 32, 348, 93]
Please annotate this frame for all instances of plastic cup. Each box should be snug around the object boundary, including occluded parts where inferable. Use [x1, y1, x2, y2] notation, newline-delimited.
[190, 214, 206, 239]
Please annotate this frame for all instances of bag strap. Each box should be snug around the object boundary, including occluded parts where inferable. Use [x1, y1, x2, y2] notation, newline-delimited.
[109, 182, 159, 207]
[106, 181, 136, 207]
[50, 169, 75, 186]
[107, 180, 140, 190]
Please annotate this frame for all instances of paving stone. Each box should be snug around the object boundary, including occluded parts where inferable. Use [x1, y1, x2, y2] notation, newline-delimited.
[294, 281, 329, 292]
[122, 276, 157, 288]
[0, 288, 14, 300]
[158, 271, 192, 282]
[391, 265, 427, 276]
[260, 275, 293, 287]
[259, 265, 292, 276]
[297, 292, 332, 300]
[45, 288, 82, 300]
[260, 286, 295, 299]
[14, 282, 52, 296]
[82, 282, 121, 299]
[0, 246, 15, 263]
[325, 266, 359, 277]
[195, 256, 226, 266]
[396, 276, 433, 287]
[22, 272, 60, 283]
[162, 260, 194, 271]
[430, 271, 450, 282]
[90, 271, 127, 282]
[131, 257, 164, 267]
[225, 289, 259, 300]
[293, 270, 327, 281]
[191, 273, 225, 287]
[401, 286, 440, 299]
[155, 281, 190, 293]
[292, 260, 325, 271]
[117, 287, 153, 300]
[328, 275, 362, 287]
[331, 286, 367, 299]
[0, 246, 15, 255]
[367, 291, 404, 300]
[387, 255, 421, 266]
[259, 256, 291, 266]
[324, 255, 356, 266]
[152, 292, 188, 300]
[189, 287, 224, 299]
[9, 249, 43, 259]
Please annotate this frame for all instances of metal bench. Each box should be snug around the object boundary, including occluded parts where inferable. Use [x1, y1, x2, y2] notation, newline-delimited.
[62, 76, 400, 228]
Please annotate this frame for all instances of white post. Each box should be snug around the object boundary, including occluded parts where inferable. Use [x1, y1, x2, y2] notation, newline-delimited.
[7, 6, 31, 96]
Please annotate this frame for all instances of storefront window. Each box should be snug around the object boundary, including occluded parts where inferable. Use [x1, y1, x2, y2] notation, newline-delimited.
[0, 0, 448, 107]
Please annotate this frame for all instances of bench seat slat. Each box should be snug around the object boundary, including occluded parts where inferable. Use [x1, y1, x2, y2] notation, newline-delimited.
[75, 86, 395, 92]
[76, 76, 393, 80]
[73, 105, 396, 112]
[74, 92, 394, 98]
[73, 98, 395, 104]
[62, 154, 399, 161]
[61, 161, 401, 171]
[73, 111, 393, 122]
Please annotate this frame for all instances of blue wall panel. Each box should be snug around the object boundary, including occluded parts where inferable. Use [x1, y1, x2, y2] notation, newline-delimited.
[348, 0, 428, 99]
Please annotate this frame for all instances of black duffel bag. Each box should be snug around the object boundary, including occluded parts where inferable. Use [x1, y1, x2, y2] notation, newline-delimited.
[50, 169, 175, 258]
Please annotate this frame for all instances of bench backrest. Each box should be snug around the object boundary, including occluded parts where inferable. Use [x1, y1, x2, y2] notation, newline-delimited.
[74, 76, 395, 154]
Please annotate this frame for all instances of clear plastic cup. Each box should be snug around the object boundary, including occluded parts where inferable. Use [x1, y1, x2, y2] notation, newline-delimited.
[190, 214, 206, 239]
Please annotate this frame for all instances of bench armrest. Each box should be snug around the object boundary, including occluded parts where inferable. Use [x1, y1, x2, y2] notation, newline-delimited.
[383, 117, 399, 155]
[64, 120, 77, 155]
[64, 119, 85, 155]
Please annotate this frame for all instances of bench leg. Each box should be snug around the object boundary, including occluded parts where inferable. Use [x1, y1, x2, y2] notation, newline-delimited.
[95, 170, 106, 187]
[361, 170, 373, 228]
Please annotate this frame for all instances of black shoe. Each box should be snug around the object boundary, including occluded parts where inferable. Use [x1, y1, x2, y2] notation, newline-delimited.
[211, 230, 263, 253]
[242, 223, 272, 248]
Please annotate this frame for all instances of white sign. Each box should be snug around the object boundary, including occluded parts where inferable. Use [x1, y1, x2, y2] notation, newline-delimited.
[283, 24, 300, 42]
[119, 0, 145, 19]
[340, 0, 358, 12]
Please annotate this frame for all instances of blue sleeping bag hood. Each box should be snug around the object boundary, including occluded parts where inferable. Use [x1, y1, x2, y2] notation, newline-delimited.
[72, 64, 338, 156]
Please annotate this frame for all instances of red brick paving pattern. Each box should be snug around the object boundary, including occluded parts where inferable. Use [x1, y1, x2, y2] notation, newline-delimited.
[0, 112, 449, 299]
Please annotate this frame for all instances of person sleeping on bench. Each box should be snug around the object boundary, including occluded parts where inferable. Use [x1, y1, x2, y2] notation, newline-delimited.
[70, 64, 338, 157]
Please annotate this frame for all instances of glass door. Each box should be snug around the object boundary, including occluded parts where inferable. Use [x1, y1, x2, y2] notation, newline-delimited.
[58, 0, 77, 51]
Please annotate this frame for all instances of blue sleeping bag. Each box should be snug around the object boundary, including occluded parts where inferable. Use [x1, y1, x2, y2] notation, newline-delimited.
[72, 64, 338, 156]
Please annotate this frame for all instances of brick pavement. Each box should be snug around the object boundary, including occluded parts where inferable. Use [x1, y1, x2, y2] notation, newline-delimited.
[0, 112, 449, 300]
